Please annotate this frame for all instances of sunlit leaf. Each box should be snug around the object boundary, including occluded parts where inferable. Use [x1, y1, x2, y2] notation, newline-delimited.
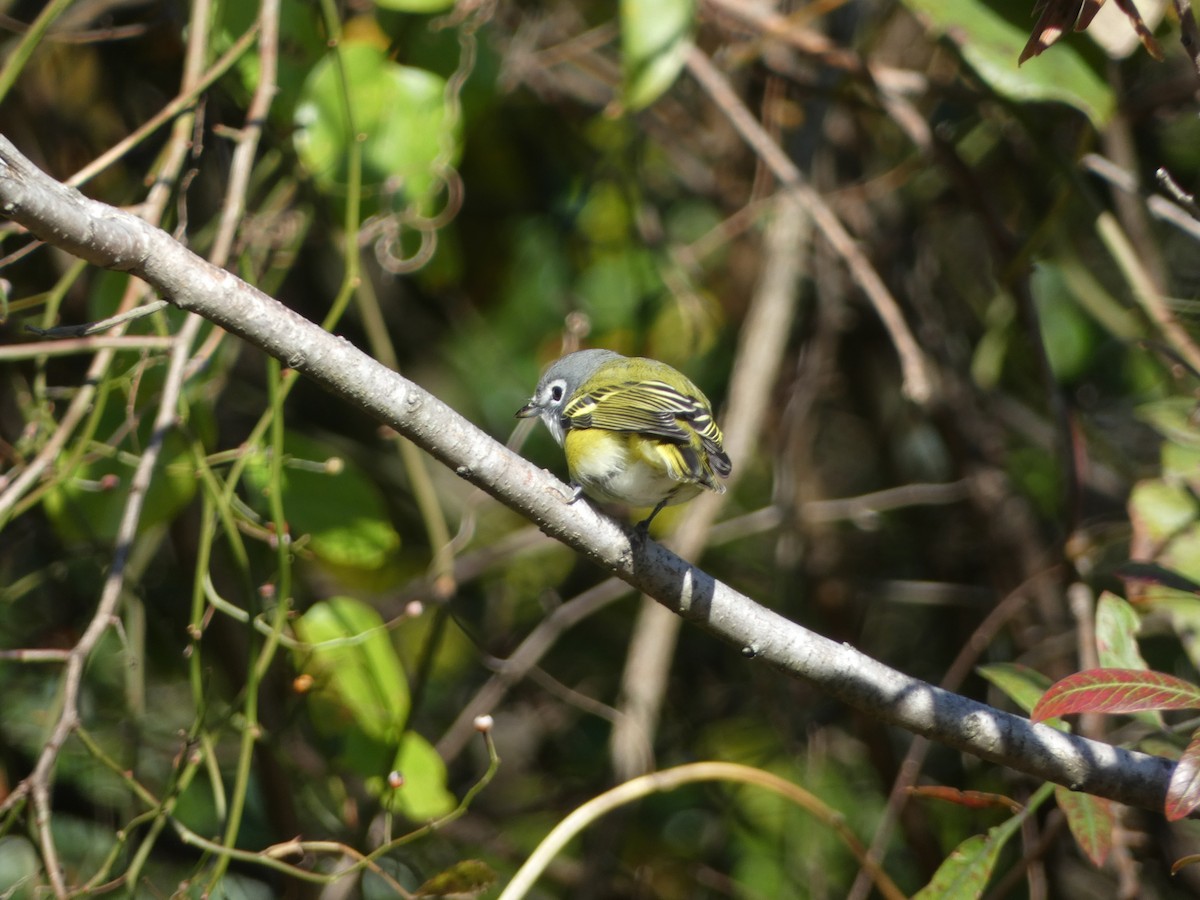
[621, 0, 695, 110]
[1159, 525, 1200, 590]
[1033, 668, 1200, 722]
[1095, 592, 1147, 670]
[1088, 0, 1167, 58]
[294, 596, 410, 743]
[1131, 583, 1200, 674]
[379, 732, 457, 821]
[978, 663, 1063, 727]
[295, 41, 459, 206]
[243, 432, 401, 571]
[377, 0, 454, 11]
[899, 0, 1115, 126]
[1055, 786, 1114, 866]
[0, 836, 41, 891]
[1128, 478, 1199, 549]
[1163, 442, 1200, 496]
[1095, 592, 1165, 728]
[1166, 727, 1200, 821]
[1136, 398, 1200, 448]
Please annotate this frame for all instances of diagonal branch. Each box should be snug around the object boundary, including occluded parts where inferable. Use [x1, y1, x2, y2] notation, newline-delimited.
[0, 133, 1177, 816]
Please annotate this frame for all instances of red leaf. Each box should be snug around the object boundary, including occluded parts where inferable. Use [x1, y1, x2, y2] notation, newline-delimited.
[1055, 786, 1114, 866]
[1032, 668, 1200, 722]
[909, 785, 1023, 813]
[1167, 728, 1200, 821]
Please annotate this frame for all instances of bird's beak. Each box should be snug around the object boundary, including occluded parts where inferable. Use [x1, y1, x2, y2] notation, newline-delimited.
[515, 401, 539, 419]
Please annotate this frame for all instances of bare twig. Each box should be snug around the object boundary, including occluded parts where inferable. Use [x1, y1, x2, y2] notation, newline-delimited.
[66, 22, 261, 189]
[1173, 0, 1200, 81]
[1156, 166, 1200, 217]
[0, 4, 220, 892]
[684, 44, 935, 405]
[6, 315, 202, 895]
[25, 299, 168, 337]
[0, 334, 174, 360]
[0, 14, 248, 527]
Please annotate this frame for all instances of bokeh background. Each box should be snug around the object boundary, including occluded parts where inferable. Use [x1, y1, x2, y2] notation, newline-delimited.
[2, 0, 1200, 896]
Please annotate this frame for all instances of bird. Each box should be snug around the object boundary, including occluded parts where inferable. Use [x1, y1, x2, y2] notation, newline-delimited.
[516, 349, 732, 528]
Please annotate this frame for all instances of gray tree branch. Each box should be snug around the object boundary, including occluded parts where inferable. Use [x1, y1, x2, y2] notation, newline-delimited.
[0, 133, 1175, 815]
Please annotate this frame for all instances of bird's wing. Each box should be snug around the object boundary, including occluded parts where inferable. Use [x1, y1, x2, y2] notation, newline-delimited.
[565, 379, 733, 481]
[563, 381, 693, 440]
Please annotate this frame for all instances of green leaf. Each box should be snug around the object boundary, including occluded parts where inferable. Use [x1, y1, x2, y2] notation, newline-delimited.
[377, 0, 454, 11]
[1129, 478, 1199, 547]
[621, 0, 695, 111]
[1095, 592, 1147, 671]
[243, 432, 400, 571]
[1032, 264, 1097, 382]
[1163, 441, 1200, 496]
[295, 41, 459, 206]
[380, 732, 457, 821]
[0, 836, 41, 893]
[1094, 591, 1164, 729]
[44, 429, 196, 544]
[1134, 585, 1200, 673]
[1055, 786, 1114, 866]
[978, 663, 1057, 719]
[1161, 524, 1200, 586]
[1136, 398, 1200, 448]
[899, 0, 1115, 126]
[912, 798, 1030, 900]
[294, 597, 410, 743]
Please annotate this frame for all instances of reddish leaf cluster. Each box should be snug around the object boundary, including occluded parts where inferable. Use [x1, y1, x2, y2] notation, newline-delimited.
[1033, 668, 1200, 820]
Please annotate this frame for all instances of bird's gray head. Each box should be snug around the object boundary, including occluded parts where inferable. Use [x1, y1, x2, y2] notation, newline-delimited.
[515, 349, 621, 445]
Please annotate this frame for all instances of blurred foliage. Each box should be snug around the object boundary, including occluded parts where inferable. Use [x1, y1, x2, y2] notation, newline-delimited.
[1, 0, 1200, 896]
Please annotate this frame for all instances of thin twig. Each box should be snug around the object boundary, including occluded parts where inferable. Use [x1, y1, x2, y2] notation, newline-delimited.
[10, 315, 202, 896]
[1173, 0, 1200, 82]
[0, 3, 220, 892]
[67, 22, 261, 190]
[684, 44, 933, 404]
[0, 334, 175, 360]
[25, 299, 168, 337]
[0, 19, 251, 527]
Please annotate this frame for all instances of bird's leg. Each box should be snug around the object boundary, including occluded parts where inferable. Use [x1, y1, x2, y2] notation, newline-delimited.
[635, 497, 670, 533]
[566, 483, 585, 503]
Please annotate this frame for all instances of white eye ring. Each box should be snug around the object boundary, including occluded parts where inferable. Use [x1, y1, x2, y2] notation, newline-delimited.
[549, 380, 566, 403]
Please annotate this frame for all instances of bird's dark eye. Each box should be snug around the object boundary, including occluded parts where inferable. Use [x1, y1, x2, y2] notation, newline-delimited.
[550, 384, 564, 402]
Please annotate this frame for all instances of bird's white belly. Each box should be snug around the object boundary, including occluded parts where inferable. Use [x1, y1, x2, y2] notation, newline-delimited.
[569, 434, 699, 508]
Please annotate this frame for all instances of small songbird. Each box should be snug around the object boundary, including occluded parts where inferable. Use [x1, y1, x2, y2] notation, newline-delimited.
[516, 349, 732, 528]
